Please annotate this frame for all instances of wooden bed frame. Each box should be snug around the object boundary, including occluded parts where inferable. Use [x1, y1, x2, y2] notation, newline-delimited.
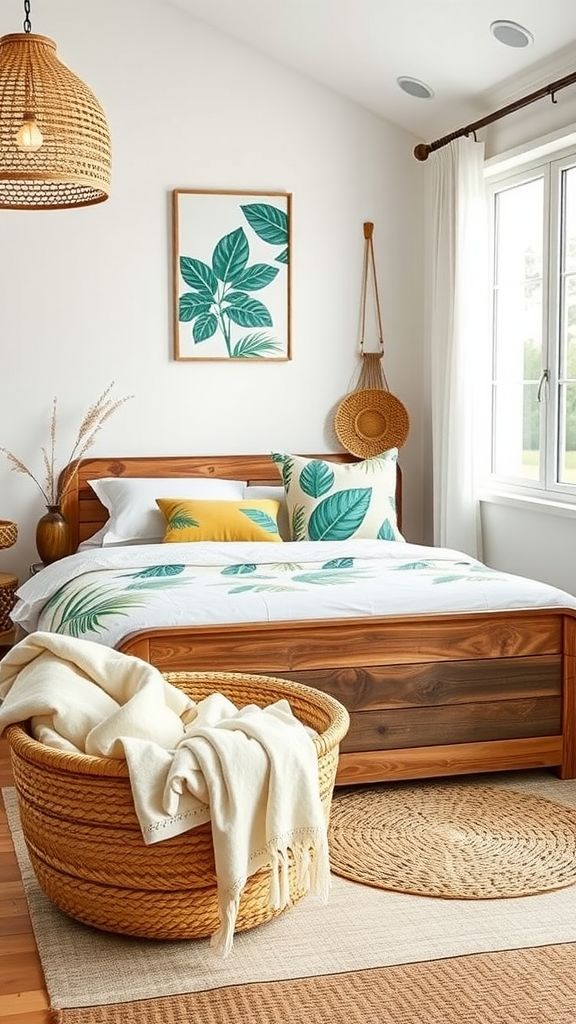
[60, 454, 576, 786]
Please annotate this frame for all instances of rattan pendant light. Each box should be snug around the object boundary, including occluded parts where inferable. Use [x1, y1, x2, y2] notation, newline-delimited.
[0, 0, 111, 210]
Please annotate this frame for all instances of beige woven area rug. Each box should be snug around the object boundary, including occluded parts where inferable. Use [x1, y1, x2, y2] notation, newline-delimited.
[328, 779, 576, 898]
[6, 770, 576, 1023]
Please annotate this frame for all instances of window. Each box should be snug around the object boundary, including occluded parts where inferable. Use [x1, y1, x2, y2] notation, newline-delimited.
[486, 145, 576, 502]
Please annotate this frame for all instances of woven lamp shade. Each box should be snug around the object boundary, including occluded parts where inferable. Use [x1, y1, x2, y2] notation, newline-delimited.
[0, 33, 111, 210]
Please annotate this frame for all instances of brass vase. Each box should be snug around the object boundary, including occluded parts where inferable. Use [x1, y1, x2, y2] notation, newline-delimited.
[36, 506, 70, 565]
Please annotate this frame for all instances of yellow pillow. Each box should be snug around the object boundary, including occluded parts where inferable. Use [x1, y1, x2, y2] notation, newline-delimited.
[156, 498, 283, 543]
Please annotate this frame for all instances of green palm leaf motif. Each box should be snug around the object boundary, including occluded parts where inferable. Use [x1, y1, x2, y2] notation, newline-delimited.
[121, 565, 186, 578]
[168, 506, 200, 530]
[228, 583, 296, 594]
[308, 489, 371, 541]
[432, 575, 477, 584]
[299, 460, 334, 498]
[322, 557, 354, 568]
[377, 519, 396, 540]
[240, 508, 279, 533]
[291, 505, 307, 541]
[124, 578, 192, 591]
[432, 568, 506, 584]
[362, 452, 398, 474]
[42, 582, 74, 616]
[53, 586, 148, 638]
[224, 292, 273, 328]
[221, 564, 258, 575]
[179, 256, 218, 297]
[240, 203, 288, 246]
[232, 264, 279, 290]
[271, 452, 293, 489]
[231, 333, 282, 358]
[392, 561, 436, 570]
[275, 248, 289, 264]
[292, 570, 370, 585]
[212, 227, 249, 283]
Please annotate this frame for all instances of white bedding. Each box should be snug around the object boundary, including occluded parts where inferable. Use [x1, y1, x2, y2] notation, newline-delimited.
[11, 539, 576, 649]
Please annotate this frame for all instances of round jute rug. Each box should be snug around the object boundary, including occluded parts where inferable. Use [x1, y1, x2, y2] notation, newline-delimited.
[328, 781, 576, 899]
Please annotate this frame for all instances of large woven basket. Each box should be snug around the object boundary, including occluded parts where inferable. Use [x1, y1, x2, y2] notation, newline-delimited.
[6, 670, 349, 940]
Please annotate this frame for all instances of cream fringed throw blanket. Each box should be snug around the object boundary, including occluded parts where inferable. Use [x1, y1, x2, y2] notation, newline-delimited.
[0, 632, 330, 955]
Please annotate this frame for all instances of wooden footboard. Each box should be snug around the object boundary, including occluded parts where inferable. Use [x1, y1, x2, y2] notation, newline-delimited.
[59, 454, 576, 786]
[118, 608, 576, 785]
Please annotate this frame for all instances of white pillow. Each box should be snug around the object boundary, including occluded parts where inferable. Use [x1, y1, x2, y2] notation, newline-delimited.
[78, 526, 108, 550]
[88, 477, 247, 546]
[244, 485, 290, 541]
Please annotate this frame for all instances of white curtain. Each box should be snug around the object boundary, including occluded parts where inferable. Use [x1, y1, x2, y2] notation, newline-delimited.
[429, 136, 489, 558]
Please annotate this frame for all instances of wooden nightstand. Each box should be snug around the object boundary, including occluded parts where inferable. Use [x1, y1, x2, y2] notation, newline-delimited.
[0, 626, 17, 660]
[0, 572, 18, 636]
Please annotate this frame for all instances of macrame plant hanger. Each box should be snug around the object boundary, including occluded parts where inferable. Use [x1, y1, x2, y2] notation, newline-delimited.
[356, 220, 388, 392]
[334, 222, 410, 458]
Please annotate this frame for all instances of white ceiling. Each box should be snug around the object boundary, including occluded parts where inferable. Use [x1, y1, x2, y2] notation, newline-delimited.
[165, 0, 576, 144]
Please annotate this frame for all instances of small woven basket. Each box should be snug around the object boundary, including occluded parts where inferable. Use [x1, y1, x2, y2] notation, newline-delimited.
[6, 670, 349, 940]
[0, 520, 18, 549]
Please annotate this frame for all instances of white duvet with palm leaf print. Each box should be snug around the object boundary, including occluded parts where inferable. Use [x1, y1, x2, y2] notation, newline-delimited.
[11, 539, 576, 649]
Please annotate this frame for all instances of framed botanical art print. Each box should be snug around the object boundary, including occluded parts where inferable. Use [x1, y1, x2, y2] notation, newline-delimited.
[173, 189, 292, 361]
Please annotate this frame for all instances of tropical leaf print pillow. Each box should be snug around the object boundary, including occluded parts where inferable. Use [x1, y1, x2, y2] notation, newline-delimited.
[156, 498, 283, 543]
[270, 451, 403, 542]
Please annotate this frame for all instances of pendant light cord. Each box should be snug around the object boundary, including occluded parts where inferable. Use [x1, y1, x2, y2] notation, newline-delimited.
[23, 0, 32, 33]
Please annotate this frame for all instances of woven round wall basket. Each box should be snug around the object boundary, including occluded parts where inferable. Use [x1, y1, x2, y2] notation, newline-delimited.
[335, 387, 410, 458]
[7, 670, 350, 941]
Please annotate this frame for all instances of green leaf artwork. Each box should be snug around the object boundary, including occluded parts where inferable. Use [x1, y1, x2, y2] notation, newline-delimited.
[175, 192, 290, 360]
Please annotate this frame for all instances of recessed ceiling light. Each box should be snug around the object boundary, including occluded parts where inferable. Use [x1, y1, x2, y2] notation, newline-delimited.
[396, 76, 434, 100]
[490, 20, 533, 48]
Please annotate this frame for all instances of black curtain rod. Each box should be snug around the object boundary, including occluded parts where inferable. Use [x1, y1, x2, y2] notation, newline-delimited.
[414, 67, 576, 161]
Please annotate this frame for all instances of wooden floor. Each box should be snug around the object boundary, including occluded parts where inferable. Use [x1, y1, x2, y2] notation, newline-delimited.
[0, 737, 50, 1023]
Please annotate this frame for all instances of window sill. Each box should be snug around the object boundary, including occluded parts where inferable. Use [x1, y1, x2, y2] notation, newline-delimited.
[479, 490, 576, 520]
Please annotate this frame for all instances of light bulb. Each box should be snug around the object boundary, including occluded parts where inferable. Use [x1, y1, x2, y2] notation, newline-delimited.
[15, 117, 43, 153]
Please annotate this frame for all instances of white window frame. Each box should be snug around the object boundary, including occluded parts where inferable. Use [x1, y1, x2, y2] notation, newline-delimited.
[485, 142, 576, 508]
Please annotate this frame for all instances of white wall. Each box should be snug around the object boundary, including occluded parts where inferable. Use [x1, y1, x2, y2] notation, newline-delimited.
[0, 0, 425, 586]
[481, 498, 576, 596]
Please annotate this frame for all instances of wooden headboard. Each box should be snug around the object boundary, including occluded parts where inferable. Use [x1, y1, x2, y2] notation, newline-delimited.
[60, 453, 402, 551]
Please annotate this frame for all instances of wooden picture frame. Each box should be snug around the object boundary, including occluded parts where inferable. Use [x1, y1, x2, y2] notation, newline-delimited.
[172, 189, 292, 361]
